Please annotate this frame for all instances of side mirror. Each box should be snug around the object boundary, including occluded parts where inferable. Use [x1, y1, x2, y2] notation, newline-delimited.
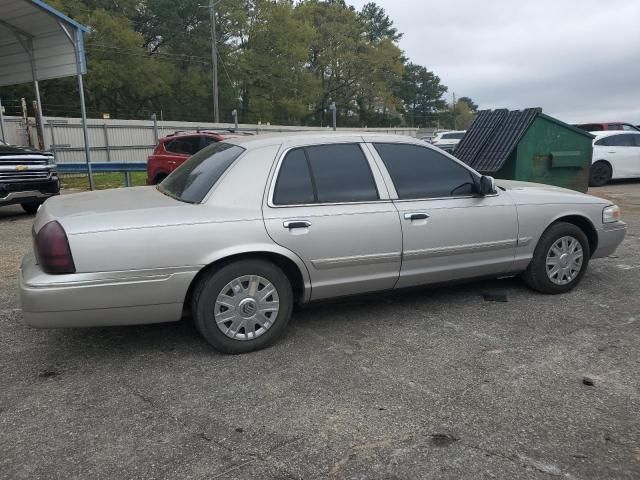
[479, 175, 496, 195]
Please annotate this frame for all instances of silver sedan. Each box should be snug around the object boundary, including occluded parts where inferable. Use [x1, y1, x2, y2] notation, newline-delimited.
[20, 133, 626, 353]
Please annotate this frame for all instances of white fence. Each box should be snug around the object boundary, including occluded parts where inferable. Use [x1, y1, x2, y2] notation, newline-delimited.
[0, 115, 419, 164]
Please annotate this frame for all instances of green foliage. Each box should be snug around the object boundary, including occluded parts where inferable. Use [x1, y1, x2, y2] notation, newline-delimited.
[397, 63, 448, 127]
[0, 0, 474, 128]
[458, 96, 478, 113]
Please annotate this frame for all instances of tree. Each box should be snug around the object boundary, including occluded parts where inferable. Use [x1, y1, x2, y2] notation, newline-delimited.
[397, 63, 448, 127]
[458, 96, 478, 113]
[358, 2, 402, 43]
[0, 0, 452, 128]
[450, 100, 475, 130]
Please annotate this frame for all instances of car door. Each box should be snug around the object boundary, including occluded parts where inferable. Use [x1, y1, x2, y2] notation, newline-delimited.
[600, 134, 637, 178]
[632, 134, 640, 176]
[263, 142, 402, 300]
[368, 142, 518, 289]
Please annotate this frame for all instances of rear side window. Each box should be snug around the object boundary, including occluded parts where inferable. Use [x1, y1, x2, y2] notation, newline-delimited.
[374, 143, 475, 199]
[600, 134, 636, 147]
[273, 149, 315, 205]
[165, 137, 202, 155]
[158, 142, 244, 203]
[273, 144, 378, 205]
[607, 124, 623, 131]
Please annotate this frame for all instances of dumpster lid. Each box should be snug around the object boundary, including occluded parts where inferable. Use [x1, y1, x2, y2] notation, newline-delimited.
[454, 108, 541, 173]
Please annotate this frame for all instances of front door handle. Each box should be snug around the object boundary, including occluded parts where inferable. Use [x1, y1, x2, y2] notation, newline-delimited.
[283, 220, 311, 229]
[404, 213, 430, 221]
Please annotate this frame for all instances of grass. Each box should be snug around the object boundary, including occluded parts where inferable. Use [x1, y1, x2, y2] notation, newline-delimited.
[60, 172, 148, 190]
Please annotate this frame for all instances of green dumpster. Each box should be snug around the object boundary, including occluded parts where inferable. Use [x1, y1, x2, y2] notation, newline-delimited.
[454, 108, 594, 192]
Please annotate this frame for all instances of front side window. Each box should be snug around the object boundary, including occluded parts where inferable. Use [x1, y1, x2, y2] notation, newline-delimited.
[273, 144, 379, 205]
[374, 143, 476, 199]
[158, 142, 244, 203]
[607, 124, 623, 131]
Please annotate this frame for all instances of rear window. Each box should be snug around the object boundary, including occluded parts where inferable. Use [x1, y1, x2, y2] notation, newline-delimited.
[442, 132, 464, 140]
[158, 142, 244, 203]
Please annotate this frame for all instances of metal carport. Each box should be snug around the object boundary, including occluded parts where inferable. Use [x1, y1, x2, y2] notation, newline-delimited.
[0, 0, 94, 189]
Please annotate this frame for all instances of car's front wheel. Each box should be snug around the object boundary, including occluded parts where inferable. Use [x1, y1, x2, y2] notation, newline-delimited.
[192, 259, 293, 354]
[522, 222, 590, 294]
[589, 161, 612, 187]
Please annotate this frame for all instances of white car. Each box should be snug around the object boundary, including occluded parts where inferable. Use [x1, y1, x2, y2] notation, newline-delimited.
[590, 131, 640, 186]
[430, 131, 466, 153]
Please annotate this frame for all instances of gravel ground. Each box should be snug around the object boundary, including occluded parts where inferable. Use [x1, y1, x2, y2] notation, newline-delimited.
[1, 183, 639, 479]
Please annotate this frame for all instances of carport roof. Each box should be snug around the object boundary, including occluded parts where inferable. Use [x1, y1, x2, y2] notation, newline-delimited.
[0, 0, 89, 87]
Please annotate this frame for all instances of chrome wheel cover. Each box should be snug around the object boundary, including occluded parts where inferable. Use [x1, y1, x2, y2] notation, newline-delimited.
[214, 275, 280, 341]
[546, 236, 584, 285]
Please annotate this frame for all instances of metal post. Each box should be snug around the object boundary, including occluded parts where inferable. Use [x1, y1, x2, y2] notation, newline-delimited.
[0, 98, 5, 142]
[70, 28, 93, 190]
[329, 102, 337, 131]
[31, 78, 46, 150]
[209, 0, 219, 123]
[151, 113, 159, 144]
[59, 22, 93, 189]
[232, 109, 238, 131]
[103, 123, 111, 162]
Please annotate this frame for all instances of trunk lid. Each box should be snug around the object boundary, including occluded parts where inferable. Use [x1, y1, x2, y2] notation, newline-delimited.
[34, 186, 199, 234]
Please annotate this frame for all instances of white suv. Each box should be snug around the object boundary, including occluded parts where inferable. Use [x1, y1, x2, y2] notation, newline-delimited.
[590, 131, 640, 186]
[430, 131, 466, 153]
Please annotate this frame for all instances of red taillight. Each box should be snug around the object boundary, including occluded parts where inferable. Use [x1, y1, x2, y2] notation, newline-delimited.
[34, 221, 76, 274]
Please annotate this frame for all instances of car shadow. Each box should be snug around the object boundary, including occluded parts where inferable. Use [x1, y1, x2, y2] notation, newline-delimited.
[26, 276, 524, 362]
[0, 205, 33, 220]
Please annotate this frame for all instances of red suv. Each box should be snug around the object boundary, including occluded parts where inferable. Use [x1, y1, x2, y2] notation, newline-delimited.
[576, 122, 639, 133]
[147, 131, 246, 184]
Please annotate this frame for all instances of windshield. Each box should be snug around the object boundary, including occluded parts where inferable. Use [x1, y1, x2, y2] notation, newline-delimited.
[157, 142, 245, 203]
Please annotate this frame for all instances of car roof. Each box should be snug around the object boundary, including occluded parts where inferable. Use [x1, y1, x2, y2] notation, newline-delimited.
[159, 130, 248, 142]
[593, 130, 638, 138]
[223, 131, 425, 149]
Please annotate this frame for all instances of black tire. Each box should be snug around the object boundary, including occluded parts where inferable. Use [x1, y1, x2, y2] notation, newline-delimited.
[589, 161, 612, 187]
[522, 222, 590, 294]
[21, 201, 41, 214]
[192, 259, 293, 354]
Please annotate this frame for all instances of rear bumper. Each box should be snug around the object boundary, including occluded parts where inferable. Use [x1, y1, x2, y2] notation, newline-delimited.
[0, 177, 59, 206]
[593, 221, 627, 259]
[19, 253, 198, 328]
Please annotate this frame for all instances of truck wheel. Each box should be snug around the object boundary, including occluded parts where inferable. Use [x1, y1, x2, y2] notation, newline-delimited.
[522, 222, 590, 294]
[21, 201, 41, 214]
[192, 259, 293, 354]
[589, 161, 612, 187]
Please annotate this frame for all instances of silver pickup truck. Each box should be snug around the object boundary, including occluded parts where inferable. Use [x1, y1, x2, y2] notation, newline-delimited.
[0, 139, 59, 213]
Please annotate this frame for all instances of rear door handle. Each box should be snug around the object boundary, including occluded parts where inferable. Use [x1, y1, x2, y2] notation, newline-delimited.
[283, 220, 311, 229]
[404, 213, 430, 220]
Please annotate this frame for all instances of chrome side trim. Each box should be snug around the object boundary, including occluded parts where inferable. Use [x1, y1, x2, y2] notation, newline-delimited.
[0, 190, 52, 201]
[311, 251, 401, 269]
[404, 239, 517, 260]
[517, 236, 533, 246]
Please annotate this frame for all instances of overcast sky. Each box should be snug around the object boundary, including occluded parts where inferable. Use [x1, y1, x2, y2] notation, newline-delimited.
[350, 0, 640, 124]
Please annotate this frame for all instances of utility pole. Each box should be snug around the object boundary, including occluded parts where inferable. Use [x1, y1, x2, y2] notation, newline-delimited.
[209, 0, 219, 123]
[452, 91, 457, 130]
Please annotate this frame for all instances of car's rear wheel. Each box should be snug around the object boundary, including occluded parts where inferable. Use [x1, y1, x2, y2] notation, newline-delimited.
[589, 161, 612, 187]
[522, 222, 590, 294]
[21, 201, 42, 214]
[192, 259, 293, 354]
